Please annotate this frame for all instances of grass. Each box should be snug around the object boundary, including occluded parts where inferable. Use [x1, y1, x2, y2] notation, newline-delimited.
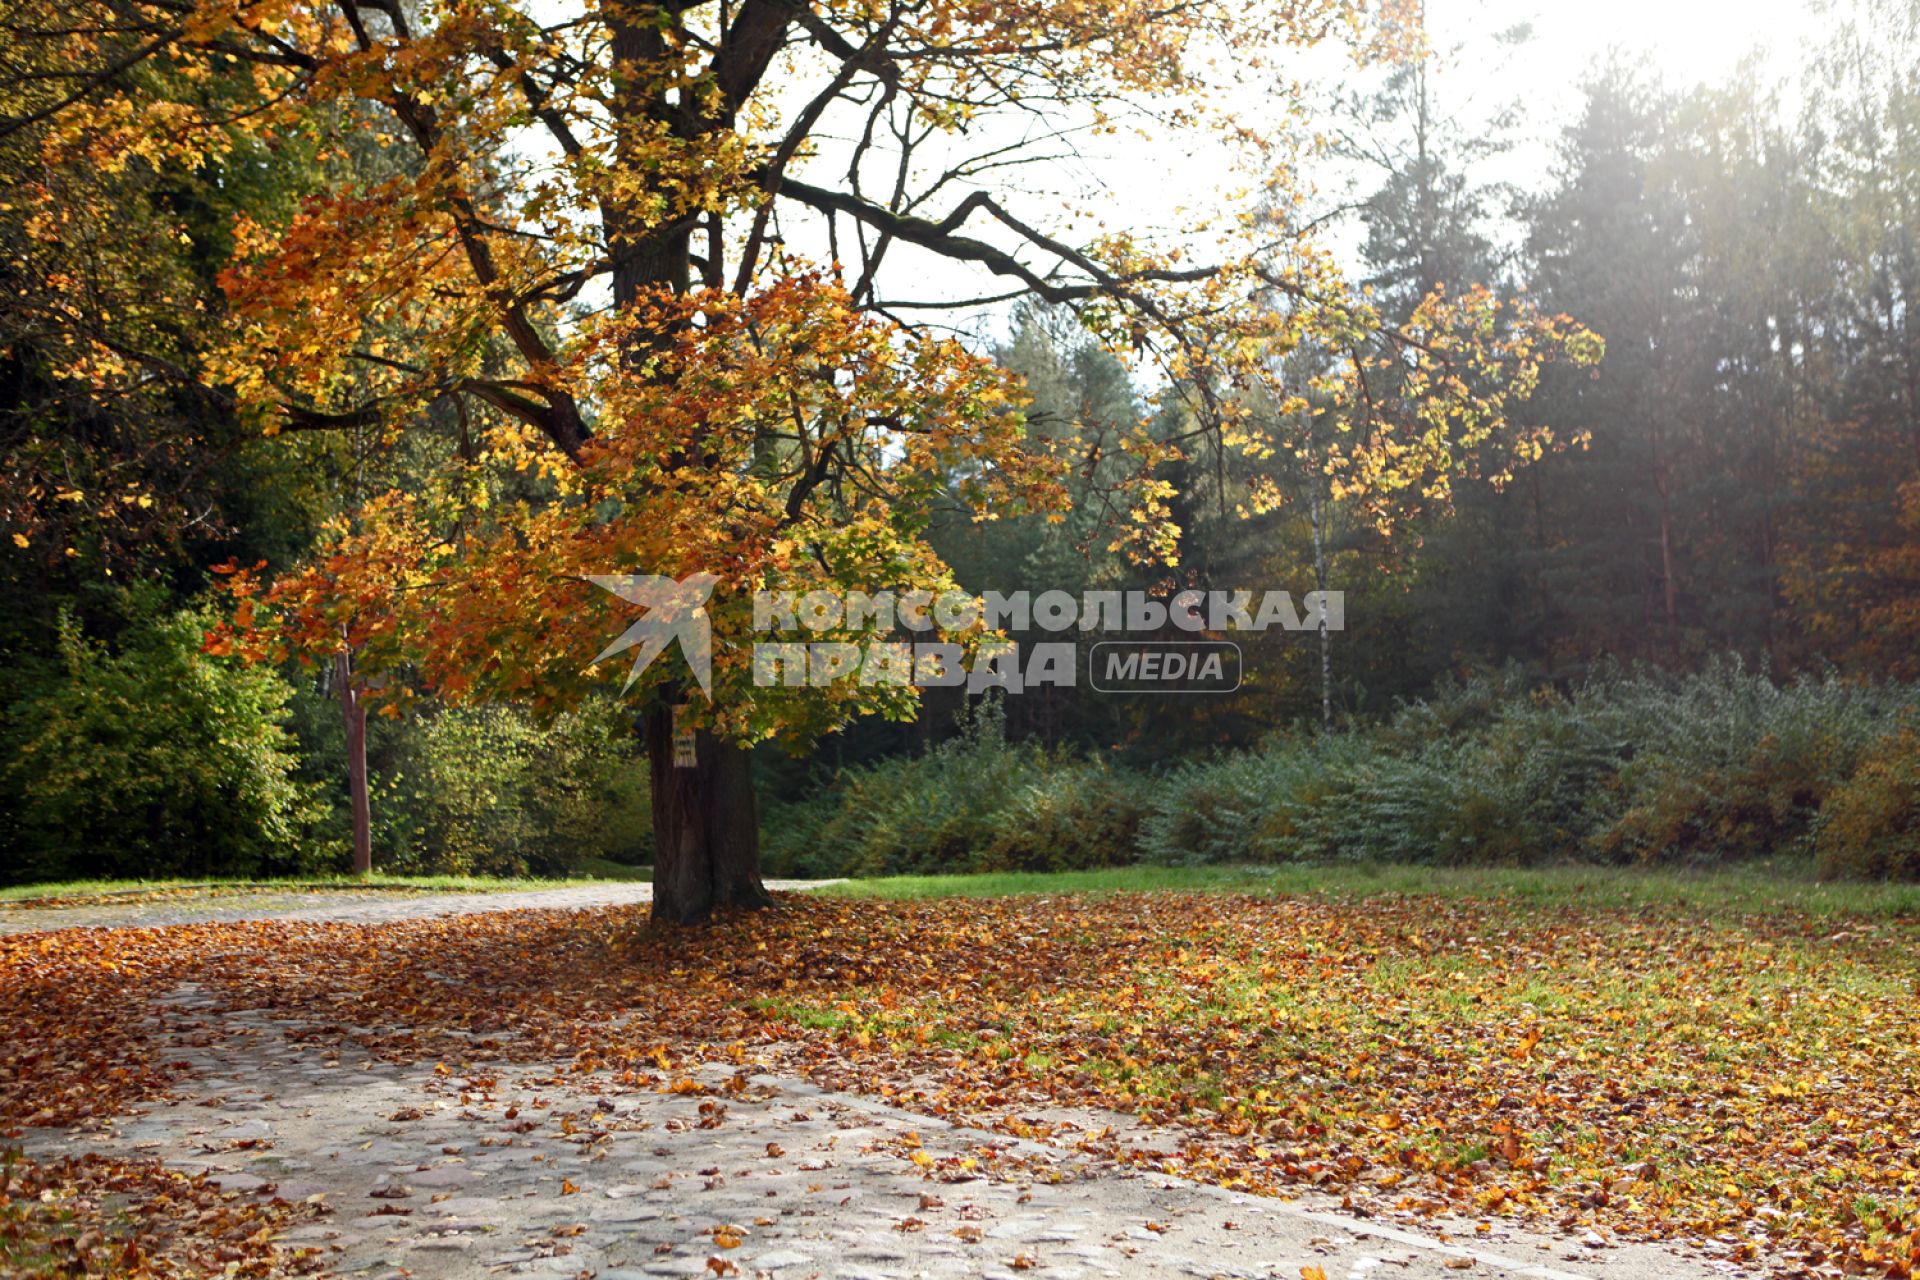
[743, 884, 1920, 1265]
[0, 1162, 62, 1278]
[821, 861, 1920, 919]
[0, 863, 652, 905]
[570, 857, 653, 883]
[0, 1147, 131, 1276]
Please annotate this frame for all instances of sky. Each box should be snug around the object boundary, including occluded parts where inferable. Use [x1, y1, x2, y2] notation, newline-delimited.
[817, 0, 1836, 345]
[1424, 0, 1825, 185]
[1295, 0, 1831, 269]
[1439, 0, 1823, 105]
[527, 0, 1839, 347]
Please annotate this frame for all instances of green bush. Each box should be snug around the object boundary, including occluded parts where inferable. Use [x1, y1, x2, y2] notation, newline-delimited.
[979, 758, 1147, 871]
[0, 600, 652, 884]
[1138, 742, 1342, 865]
[281, 682, 651, 880]
[1138, 663, 1916, 874]
[1576, 661, 1903, 865]
[1139, 684, 1626, 868]
[380, 701, 651, 878]
[1815, 722, 1920, 879]
[1309, 740, 1531, 866]
[1, 609, 327, 882]
[771, 665, 1920, 880]
[764, 701, 1143, 878]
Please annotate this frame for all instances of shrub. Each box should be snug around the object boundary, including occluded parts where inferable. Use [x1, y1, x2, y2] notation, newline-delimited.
[1138, 741, 1348, 865]
[1139, 691, 1627, 868]
[1815, 723, 1920, 879]
[1578, 661, 1906, 865]
[1141, 662, 1915, 873]
[774, 661, 1920, 880]
[1306, 739, 1537, 865]
[381, 701, 650, 878]
[979, 759, 1148, 871]
[1, 609, 327, 882]
[763, 701, 1142, 877]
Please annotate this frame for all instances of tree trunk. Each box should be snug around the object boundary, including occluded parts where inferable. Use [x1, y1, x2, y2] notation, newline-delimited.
[604, 5, 789, 925]
[645, 705, 771, 924]
[335, 647, 372, 876]
[1305, 412, 1334, 731]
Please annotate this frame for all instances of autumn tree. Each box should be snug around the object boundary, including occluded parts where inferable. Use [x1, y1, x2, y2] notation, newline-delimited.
[0, 14, 342, 597]
[1, 0, 1597, 921]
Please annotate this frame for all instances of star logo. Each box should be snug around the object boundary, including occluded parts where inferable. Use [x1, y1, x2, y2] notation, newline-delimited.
[586, 573, 718, 698]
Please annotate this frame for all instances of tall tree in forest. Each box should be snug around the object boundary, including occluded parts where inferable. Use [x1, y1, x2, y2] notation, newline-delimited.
[1778, 0, 1920, 675]
[1201, 21, 1572, 720]
[3, 0, 1595, 921]
[1321, 20, 1535, 698]
[929, 304, 1143, 752]
[1515, 33, 1901, 674]
[1330, 18, 1527, 318]
[1520, 65, 1704, 660]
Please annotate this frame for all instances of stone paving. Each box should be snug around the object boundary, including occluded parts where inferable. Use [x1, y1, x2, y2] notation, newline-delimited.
[0, 881, 825, 936]
[11, 893, 1756, 1280]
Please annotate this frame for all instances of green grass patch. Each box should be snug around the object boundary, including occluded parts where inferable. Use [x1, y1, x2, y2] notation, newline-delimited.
[570, 857, 653, 883]
[819, 865, 1280, 901]
[819, 861, 1920, 919]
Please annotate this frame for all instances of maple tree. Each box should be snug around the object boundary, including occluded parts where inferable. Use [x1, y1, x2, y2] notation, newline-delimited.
[3, 0, 1598, 920]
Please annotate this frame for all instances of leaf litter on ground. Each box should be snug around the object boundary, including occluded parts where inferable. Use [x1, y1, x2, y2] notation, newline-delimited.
[3, 889, 1918, 1277]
